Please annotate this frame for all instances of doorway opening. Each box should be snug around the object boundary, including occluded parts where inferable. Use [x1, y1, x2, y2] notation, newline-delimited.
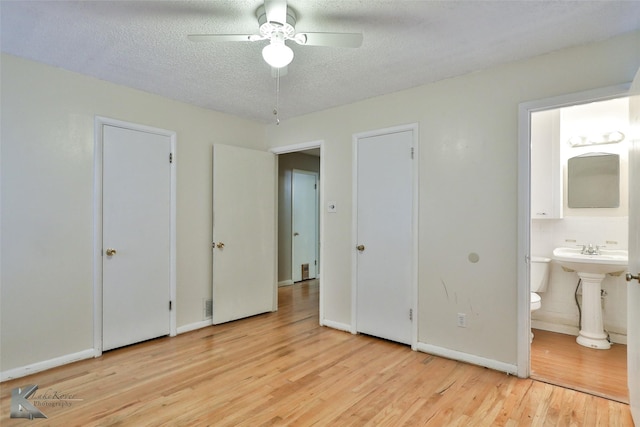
[272, 142, 323, 320]
[519, 91, 630, 402]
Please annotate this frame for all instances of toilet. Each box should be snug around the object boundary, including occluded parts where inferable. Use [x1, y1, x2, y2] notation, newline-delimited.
[530, 256, 551, 341]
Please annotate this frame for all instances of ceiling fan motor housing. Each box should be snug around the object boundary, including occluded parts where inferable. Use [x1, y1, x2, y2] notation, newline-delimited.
[257, 5, 297, 39]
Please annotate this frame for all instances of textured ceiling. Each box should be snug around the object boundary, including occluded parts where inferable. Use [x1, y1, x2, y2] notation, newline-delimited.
[2, 1, 640, 123]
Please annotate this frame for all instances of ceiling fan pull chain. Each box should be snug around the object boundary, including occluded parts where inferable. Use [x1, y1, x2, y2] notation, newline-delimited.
[273, 68, 280, 125]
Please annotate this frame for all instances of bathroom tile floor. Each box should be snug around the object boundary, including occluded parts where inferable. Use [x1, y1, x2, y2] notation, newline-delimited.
[530, 328, 628, 403]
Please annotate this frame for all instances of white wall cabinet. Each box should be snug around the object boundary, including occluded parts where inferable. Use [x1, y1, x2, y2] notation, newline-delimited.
[531, 109, 563, 219]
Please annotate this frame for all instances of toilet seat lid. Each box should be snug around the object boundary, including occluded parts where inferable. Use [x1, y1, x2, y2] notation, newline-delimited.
[531, 293, 541, 303]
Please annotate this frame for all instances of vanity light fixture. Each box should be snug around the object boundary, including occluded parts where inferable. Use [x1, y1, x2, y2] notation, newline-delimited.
[567, 131, 625, 147]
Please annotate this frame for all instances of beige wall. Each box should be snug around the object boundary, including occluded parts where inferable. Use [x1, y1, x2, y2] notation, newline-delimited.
[265, 31, 640, 365]
[0, 54, 264, 372]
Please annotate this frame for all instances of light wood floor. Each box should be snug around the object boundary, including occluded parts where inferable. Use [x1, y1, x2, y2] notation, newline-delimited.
[1, 280, 633, 426]
[531, 328, 628, 404]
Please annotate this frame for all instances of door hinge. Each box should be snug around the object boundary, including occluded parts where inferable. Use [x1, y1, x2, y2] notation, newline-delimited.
[410, 147, 414, 159]
[169, 301, 172, 311]
[169, 153, 173, 163]
[409, 308, 413, 321]
[314, 183, 317, 190]
[314, 260, 317, 266]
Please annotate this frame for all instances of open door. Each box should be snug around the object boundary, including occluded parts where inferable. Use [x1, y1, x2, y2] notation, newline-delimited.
[627, 68, 640, 424]
[212, 144, 277, 324]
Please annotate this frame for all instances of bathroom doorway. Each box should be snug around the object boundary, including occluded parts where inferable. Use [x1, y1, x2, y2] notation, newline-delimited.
[527, 95, 630, 402]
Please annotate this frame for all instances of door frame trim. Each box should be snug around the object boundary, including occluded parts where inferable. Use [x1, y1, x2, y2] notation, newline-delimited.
[352, 123, 419, 349]
[93, 116, 177, 357]
[269, 140, 325, 322]
[292, 169, 319, 282]
[516, 84, 630, 378]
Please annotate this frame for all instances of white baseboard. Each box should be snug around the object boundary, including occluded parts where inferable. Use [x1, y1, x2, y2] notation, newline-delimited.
[532, 310, 578, 327]
[532, 320, 627, 345]
[278, 280, 294, 287]
[176, 319, 213, 335]
[321, 319, 352, 333]
[1, 349, 96, 382]
[531, 319, 579, 337]
[2, 320, 215, 382]
[608, 332, 627, 345]
[416, 343, 518, 376]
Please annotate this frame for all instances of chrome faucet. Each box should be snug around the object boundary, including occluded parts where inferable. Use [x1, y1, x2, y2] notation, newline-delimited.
[581, 244, 600, 255]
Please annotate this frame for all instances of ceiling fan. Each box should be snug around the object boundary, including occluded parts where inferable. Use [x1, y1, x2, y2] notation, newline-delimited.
[188, 0, 363, 69]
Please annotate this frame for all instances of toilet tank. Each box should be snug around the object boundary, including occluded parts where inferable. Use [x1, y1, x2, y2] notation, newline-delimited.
[531, 256, 551, 293]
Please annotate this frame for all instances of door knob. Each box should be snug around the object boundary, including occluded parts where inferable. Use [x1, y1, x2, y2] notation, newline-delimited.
[626, 272, 640, 282]
[356, 244, 365, 252]
[105, 248, 117, 256]
[216, 242, 225, 249]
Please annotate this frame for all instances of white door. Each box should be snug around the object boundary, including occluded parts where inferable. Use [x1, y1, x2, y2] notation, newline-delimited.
[212, 144, 277, 324]
[355, 128, 415, 345]
[627, 68, 640, 424]
[292, 170, 318, 282]
[102, 125, 172, 351]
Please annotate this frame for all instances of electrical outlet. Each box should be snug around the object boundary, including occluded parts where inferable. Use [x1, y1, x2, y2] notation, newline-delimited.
[457, 313, 467, 328]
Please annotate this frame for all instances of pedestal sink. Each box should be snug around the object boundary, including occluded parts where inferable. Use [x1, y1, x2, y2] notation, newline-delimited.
[552, 247, 628, 350]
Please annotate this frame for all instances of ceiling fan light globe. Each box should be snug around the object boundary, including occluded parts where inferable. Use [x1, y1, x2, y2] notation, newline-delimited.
[262, 43, 294, 68]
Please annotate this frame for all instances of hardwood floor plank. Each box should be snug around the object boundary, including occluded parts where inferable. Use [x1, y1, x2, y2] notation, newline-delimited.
[0, 281, 633, 426]
[531, 328, 628, 403]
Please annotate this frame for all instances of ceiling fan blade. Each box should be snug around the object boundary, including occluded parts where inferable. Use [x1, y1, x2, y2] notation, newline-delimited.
[264, 0, 287, 25]
[294, 32, 363, 48]
[188, 34, 260, 42]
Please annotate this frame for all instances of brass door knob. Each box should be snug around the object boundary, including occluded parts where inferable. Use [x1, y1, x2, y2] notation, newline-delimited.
[105, 248, 117, 256]
[356, 244, 365, 252]
[626, 273, 639, 282]
[216, 242, 225, 249]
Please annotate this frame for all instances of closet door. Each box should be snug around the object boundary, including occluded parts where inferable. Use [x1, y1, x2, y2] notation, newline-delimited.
[354, 127, 416, 345]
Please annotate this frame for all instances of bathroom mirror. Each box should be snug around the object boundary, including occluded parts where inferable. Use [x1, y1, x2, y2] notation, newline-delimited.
[567, 153, 619, 208]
